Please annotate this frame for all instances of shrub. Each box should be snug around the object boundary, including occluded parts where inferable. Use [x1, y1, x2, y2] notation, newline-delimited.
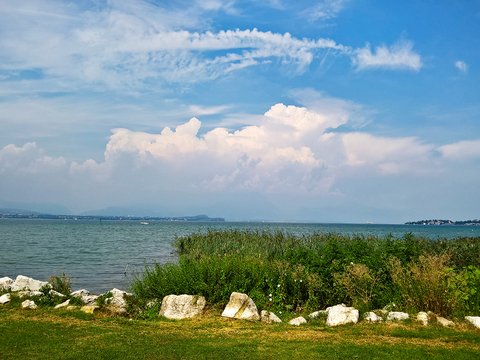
[389, 253, 464, 317]
[334, 262, 380, 310]
[49, 271, 72, 296]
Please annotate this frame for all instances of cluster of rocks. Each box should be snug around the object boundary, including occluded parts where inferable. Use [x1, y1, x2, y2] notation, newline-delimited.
[3, 276, 480, 329]
[0, 275, 131, 314]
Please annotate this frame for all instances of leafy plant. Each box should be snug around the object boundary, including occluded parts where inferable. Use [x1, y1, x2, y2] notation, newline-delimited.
[48, 271, 72, 296]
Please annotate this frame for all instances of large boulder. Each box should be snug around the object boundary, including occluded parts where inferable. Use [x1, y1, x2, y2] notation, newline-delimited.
[0, 277, 14, 291]
[70, 289, 98, 304]
[221, 292, 260, 321]
[0, 293, 11, 305]
[11, 275, 49, 292]
[465, 316, 480, 329]
[387, 311, 409, 321]
[159, 294, 206, 320]
[261, 310, 282, 324]
[326, 304, 359, 327]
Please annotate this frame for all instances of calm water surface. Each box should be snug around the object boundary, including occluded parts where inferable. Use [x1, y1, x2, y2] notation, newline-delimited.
[1, 219, 479, 294]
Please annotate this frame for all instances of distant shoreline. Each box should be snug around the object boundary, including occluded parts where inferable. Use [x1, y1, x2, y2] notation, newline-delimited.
[406, 219, 480, 226]
[0, 213, 225, 222]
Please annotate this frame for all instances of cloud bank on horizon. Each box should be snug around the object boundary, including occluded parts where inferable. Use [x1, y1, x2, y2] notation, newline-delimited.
[0, 0, 479, 222]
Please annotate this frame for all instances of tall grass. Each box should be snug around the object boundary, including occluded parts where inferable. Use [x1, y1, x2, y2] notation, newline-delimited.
[129, 230, 480, 317]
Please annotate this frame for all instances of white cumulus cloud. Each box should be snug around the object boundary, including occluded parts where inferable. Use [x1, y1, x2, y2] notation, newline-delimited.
[438, 140, 480, 160]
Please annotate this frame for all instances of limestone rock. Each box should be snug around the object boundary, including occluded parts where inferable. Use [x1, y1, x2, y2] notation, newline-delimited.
[21, 300, 37, 309]
[18, 290, 44, 298]
[417, 312, 429, 325]
[387, 311, 409, 321]
[326, 304, 359, 326]
[71, 289, 98, 304]
[437, 316, 454, 327]
[221, 292, 260, 321]
[49, 290, 65, 298]
[289, 316, 307, 326]
[465, 316, 480, 329]
[0, 277, 14, 291]
[364, 311, 383, 323]
[11, 275, 49, 292]
[309, 310, 327, 319]
[105, 288, 133, 314]
[159, 294, 206, 320]
[0, 293, 11, 305]
[54, 299, 71, 309]
[66, 306, 79, 310]
[81, 305, 99, 314]
[261, 310, 282, 324]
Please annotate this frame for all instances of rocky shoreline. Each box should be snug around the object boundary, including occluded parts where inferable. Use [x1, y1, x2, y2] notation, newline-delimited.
[2, 275, 480, 329]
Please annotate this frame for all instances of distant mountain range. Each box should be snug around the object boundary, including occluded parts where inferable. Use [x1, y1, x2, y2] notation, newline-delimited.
[0, 200, 224, 222]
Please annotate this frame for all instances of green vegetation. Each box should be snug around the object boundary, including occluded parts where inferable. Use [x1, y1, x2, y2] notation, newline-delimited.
[1, 305, 480, 359]
[129, 230, 480, 318]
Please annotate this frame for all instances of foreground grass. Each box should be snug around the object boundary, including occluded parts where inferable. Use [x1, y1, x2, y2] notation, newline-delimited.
[1, 306, 480, 359]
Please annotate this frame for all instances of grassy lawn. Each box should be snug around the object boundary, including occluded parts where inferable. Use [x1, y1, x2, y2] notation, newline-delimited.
[1, 306, 480, 359]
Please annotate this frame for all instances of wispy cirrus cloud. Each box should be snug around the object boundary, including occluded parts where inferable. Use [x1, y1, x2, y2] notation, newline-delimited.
[354, 40, 422, 71]
[302, 0, 350, 21]
[455, 60, 468, 73]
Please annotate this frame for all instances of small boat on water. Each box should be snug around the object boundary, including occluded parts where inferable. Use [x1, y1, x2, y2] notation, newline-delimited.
[140, 222, 149, 225]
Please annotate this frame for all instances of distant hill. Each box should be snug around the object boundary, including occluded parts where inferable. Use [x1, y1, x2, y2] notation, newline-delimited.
[0, 200, 72, 215]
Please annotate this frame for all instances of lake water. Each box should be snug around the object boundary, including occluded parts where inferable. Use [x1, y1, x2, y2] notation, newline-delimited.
[1, 219, 479, 294]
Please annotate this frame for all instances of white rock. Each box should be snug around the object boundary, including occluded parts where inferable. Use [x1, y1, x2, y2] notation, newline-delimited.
[18, 291, 44, 298]
[309, 310, 327, 319]
[71, 289, 98, 304]
[437, 316, 454, 327]
[417, 312, 429, 325]
[326, 304, 359, 326]
[0, 277, 14, 291]
[387, 311, 409, 321]
[221, 292, 260, 321]
[21, 299, 37, 309]
[54, 299, 71, 309]
[49, 290, 65, 298]
[11, 275, 49, 292]
[289, 316, 307, 326]
[261, 310, 282, 324]
[465, 316, 480, 329]
[364, 311, 383, 323]
[0, 293, 11, 304]
[159, 294, 206, 320]
[105, 288, 133, 313]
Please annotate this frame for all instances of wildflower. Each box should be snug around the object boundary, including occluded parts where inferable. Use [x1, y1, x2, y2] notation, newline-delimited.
[269, 298, 272, 302]
[279, 311, 282, 314]
[300, 280, 302, 283]
[269, 294, 272, 297]
[350, 262, 354, 265]
[277, 284, 280, 287]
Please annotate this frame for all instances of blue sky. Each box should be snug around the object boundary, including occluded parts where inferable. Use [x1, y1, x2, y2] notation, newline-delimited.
[0, 0, 479, 222]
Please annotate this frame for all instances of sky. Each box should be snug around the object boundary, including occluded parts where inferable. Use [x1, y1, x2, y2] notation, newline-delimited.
[0, 0, 479, 223]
